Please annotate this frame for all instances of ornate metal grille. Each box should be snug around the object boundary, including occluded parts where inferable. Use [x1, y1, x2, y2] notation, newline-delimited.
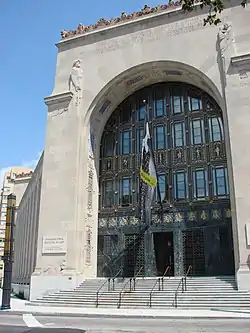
[124, 234, 145, 277]
[98, 82, 234, 277]
[183, 230, 205, 276]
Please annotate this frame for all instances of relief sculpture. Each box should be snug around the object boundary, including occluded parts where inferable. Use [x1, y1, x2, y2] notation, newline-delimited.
[218, 23, 233, 55]
[69, 59, 83, 107]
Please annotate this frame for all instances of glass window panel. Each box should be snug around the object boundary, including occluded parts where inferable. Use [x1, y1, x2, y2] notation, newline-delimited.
[120, 130, 131, 154]
[190, 119, 203, 145]
[155, 125, 166, 150]
[209, 117, 224, 142]
[193, 169, 207, 198]
[137, 102, 146, 121]
[121, 103, 131, 123]
[120, 177, 132, 206]
[154, 91, 165, 117]
[103, 180, 114, 207]
[188, 94, 202, 111]
[212, 167, 229, 196]
[156, 174, 166, 202]
[136, 128, 144, 153]
[173, 122, 185, 147]
[103, 132, 115, 157]
[172, 88, 183, 114]
[174, 171, 187, 200]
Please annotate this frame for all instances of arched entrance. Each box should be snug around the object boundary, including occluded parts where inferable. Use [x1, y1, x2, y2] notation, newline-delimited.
[97, 82, 235, 278]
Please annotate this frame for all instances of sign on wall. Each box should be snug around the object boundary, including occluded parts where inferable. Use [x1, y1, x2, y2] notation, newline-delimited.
[42, 236, 67, 254]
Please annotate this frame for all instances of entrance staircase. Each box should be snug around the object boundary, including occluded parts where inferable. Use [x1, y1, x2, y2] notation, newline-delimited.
[28, 274, 250, 309]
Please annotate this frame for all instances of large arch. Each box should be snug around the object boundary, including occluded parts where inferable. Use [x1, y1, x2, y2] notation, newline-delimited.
[82, 61, 238, 278]
[86, 60, 225, 143]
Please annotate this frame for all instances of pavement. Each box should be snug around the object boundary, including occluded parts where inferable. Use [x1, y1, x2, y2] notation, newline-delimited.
[1, 313, 250, 332]
[1, 288, 250, 319]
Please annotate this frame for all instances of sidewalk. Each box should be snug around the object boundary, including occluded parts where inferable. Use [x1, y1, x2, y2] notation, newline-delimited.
[1, 289, 250, 319]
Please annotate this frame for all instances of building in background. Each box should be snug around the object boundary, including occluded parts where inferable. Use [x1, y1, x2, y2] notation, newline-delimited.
[12, 155, 43, 299]
[10, 1, 250, 301]
[0, 167, 33, 283]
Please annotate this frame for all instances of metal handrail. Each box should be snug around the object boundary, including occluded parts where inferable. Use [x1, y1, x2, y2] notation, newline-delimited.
[149, 277, 161, 307]
[160, 265, 171, 291]
[173, 265, 192, 308]
[184, 265, 192, 291]
[131, 265, 144, 291]
[96, 278, 110, 308]
[117, 266, 143, 308]
[110, 268, 123, 291]
[117, 277, 133, 308]
[173, 277, 184, 308]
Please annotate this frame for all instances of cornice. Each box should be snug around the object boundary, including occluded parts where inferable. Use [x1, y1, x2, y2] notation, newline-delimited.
[231, 53, 250, 69]
[44, 91, 73, 107]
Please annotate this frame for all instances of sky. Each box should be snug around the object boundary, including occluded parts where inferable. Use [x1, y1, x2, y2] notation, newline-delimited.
[0, 0, 161, 183]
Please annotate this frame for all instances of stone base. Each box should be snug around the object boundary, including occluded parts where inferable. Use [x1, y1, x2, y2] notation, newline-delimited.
[12, 283, 30, 300]
[29, 274, 85, 301]
[236, 265, 250, 291]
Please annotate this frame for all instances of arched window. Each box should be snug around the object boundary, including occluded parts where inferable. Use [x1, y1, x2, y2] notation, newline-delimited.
[98, 82, 234, 278]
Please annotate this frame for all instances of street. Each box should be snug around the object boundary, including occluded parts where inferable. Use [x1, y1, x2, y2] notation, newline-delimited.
[0, 314, 250, 332]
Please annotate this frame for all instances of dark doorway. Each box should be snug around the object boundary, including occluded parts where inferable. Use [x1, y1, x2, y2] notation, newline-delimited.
[183, 230, 205, 276]
[154, 232, 174, 276]
[204, 225, 235, 276]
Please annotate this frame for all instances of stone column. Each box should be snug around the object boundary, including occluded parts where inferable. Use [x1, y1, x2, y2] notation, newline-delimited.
[144, 226, 157, 277]
[30, 91, 84, 301]
[225, 56, 250, 291]
[173, 229, 184, 276]
[218, 24, 250, 291]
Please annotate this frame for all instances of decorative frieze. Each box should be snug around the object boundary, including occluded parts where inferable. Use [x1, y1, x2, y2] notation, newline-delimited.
[87, 168, 93, 213]
[60, 3, 188, 40]
[85, 227, 92, 266]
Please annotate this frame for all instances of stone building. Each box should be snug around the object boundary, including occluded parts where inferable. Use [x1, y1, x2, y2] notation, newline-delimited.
[0, 167, 33, 283]
[11, 1, 250, 301]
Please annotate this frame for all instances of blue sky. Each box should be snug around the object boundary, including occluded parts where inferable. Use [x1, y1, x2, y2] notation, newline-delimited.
[0, 0, 161, 181]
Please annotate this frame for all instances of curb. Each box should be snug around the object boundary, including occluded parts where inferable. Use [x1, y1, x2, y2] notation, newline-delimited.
[1, 310, 250, 320]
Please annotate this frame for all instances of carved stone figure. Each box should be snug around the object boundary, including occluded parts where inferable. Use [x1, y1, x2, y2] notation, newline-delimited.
[177, 150, 182, 160]
[142, 5, 151, 14]
[76, 24, 85, 34]
[61, 29, 69, 39]
[215, 146, 220, 157]
[123, 159, 128, 168]
[218, 23, 233, 54]
[196, 148, 201, 159]
[69, 60, 83, 93]
[219, 23, 231, 40]
[120, 12, 127, 21]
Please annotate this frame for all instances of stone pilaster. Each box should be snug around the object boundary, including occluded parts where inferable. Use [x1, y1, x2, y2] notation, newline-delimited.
[173, 229, 184, 276]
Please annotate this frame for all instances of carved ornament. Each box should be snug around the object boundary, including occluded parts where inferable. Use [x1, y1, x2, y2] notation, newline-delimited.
[60, 2, 196, 40]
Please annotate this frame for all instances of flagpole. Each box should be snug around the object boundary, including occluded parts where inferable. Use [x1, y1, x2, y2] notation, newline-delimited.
[143, 100, 163, 220]
[141, 99, 158, 276]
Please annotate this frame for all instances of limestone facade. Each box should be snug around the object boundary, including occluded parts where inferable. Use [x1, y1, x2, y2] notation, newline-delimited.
[10, 2, 250, 300]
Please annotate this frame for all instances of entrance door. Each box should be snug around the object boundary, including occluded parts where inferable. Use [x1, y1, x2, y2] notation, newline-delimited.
[154, 232, 174, 276]
[183, 230, 205, 276]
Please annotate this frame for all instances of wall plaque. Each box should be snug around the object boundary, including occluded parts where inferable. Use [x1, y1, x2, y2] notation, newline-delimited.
[42, 236, 67, 254]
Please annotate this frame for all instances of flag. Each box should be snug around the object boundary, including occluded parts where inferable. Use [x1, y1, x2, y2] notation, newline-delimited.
[139, 115, 157, 225]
